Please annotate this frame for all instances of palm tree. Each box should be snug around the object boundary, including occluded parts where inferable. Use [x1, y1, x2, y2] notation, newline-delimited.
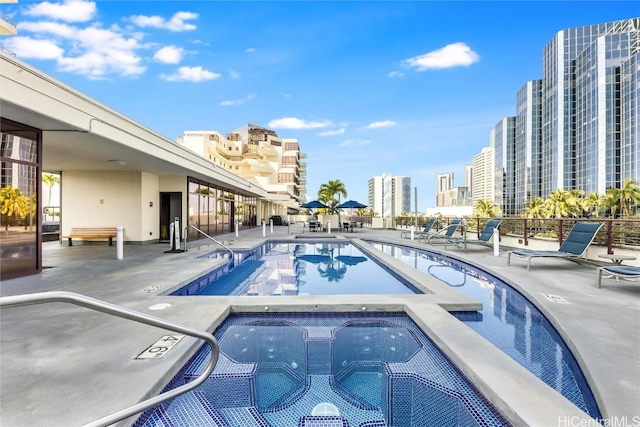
[0, 186, 30, 230]
[473, 199, 501, 218]
[521, 197, 546, 218]
[619, 178, 640, 217]
[355, 207, 368, 216]
[583, 193, 603, 217]
[603, 187, 621, 218]
[42, 173, 60, 207]
[318, 180, 347, 214]
[544, 189, 581, 218]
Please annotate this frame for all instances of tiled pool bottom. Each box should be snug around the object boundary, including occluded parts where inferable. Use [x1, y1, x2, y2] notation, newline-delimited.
[136, 313, 512, 427]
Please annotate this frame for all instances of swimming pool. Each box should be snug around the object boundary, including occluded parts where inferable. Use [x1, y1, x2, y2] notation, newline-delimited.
[135, 313, 511, 427]
[171, 242, 421, 296]
[365, 241, 602, 419]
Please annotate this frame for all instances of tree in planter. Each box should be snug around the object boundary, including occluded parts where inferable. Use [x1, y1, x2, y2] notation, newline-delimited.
[318, 180, 347, 214]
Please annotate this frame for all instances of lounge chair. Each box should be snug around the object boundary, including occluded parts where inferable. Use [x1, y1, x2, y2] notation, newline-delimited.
[596, 265, 640, 288]
[444, 219, 502, 252]
[507, 222, 603, 271]
[401, 218, 435, 239]
[425, 219, 462, 245]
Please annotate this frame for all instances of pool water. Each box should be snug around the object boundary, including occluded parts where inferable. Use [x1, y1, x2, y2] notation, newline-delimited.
[171, 242, 420, 296]
[135, 313, 511, 427]
[366, 242, 602, 419]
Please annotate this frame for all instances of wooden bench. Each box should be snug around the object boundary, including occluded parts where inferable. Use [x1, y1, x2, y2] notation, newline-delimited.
[63, 227, 118, 246]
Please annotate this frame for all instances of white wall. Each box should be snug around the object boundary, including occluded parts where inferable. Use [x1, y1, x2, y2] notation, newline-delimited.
[62, 171, 144, 242]
[140, 172, 159, 241]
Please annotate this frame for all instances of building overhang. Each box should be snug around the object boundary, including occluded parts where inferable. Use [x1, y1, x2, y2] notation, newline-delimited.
[0, 52, 267, 199]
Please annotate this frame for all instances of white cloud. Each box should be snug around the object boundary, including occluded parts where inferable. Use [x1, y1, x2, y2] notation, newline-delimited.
[365, 120, 397, 129]
[6, 24, 146, 78]
[129, 11, 198, 32]
[403, 42, 479, 71]
[3, 37, 63, 60]
[18, 21, 76, 38]
[268, 117, 332, 130]
[340, 139, 372, 147]
[229, 70, 241, 79]
[161, 66, 220, 82]
[154, 45, 184, 64]
[24, 0, 96, 23]
[318, 128, 346, 136]
[246, 47, 256, 53]
[388, 71, 404, 79]
[220, 93, 255, 106]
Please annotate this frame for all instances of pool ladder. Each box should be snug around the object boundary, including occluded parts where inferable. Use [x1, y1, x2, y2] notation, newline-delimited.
[183, 224, 234, 264]
[0, 291, 219, 427]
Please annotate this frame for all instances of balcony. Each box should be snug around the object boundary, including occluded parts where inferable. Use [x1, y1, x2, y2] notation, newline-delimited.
[0, 13, 17, 35]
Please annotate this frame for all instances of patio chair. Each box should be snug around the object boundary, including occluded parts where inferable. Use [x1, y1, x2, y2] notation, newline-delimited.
[596, 265, 640, 288]
[507, 222, 603, 271]
[401, 218, 435, 239]
[425, 219, 462, 245]
[444, 219, 502, 252]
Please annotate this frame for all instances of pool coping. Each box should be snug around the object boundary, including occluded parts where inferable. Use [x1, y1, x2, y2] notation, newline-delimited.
[1, 227, 636, 426]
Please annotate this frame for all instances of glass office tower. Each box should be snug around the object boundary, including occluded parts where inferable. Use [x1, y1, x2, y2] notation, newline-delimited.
[515, 80, 543, 213]
[620, 52, 640, 184]
[493, 117, 516, 215]
[541, 18, 640, 197]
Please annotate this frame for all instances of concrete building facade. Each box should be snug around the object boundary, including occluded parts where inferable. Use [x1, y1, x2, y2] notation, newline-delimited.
[368, 173, 411, 217]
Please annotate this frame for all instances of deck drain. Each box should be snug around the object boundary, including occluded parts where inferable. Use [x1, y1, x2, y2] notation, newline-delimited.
[541, 293, 569, 304]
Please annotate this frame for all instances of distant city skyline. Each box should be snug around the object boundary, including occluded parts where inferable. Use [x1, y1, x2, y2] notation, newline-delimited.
[2, 1, 637, 209]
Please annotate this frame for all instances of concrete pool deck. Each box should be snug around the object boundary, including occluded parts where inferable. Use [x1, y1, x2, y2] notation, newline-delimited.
[1, 225, 638, 426]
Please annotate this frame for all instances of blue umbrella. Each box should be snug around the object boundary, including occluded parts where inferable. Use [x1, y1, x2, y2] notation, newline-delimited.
[300, 200, 328, 209]
[337, 200, 367, 209]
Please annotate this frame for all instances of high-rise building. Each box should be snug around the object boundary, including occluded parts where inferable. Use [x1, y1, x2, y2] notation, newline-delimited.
[515, 80, 543, 212]
[368, 173, 411, 217]
[435, 173, 454, 207]
[178, 124, 307, 210]
[471, 146, 495, 204]
[541, 18, 640, 197]
[493, 117, 516, 215]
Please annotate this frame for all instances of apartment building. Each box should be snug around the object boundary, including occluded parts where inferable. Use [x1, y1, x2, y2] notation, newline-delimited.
[471, 146, 495, 205]
[179, 124, 307, 212]
[368, 173, 411, 217]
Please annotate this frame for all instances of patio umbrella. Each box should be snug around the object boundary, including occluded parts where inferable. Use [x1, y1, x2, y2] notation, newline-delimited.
[336, 200, 367, 209]
[335, 255, 368, 266]
[298, 254, 332, 264]
[300, 200, 328, 209]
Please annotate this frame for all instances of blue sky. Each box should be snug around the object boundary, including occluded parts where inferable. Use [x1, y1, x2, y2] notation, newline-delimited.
[2, 1, 638, 210]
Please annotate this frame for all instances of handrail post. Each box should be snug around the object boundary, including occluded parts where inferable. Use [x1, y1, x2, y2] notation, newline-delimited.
[558, 219, 564, 246]
[183, 225, 234, 261]
[523, 219, 528, 246]
[606, 220, 614, 254]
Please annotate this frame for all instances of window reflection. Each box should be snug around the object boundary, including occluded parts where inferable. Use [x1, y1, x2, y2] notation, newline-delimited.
[1, 119, 41, 280]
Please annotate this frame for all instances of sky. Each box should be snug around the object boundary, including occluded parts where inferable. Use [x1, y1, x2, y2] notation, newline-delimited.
[1, 1, 638, 210]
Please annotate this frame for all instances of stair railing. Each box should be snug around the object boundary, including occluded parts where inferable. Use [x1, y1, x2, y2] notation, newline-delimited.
[183, 224, 234, 261]
[0, 291, 219, 427]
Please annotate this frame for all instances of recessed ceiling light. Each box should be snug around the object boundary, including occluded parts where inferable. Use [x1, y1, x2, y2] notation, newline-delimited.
[109, 160, 126, 166]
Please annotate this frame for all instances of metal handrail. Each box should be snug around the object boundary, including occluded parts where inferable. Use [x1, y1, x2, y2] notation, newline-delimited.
[183, 224, 234, 261]
[0, 291, 219, 427]
[288, 221, 305, 235]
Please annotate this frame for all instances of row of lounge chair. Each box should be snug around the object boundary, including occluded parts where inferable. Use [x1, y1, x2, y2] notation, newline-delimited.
[401, 219, 639, 287]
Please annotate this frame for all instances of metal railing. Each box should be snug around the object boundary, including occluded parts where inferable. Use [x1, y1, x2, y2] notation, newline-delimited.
[0, 291, 219, 427]
[183, 224, 234, 260]
[392, 216, 640, 253]
[287, 221, 306, 235]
